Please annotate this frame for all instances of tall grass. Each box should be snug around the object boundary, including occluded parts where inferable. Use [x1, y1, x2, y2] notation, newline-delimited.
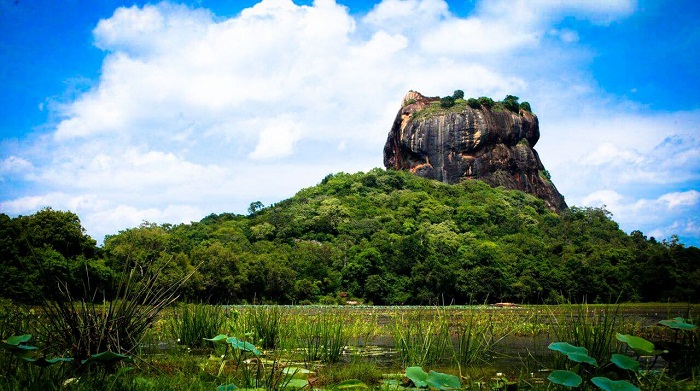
[171, 303, 226, 348]
[550, 302, 623, 364]
[391, 310, 452, 367]
[299, 312, 349, 364]
[39, 257, 196, 363]
[245, 305, 283, 349]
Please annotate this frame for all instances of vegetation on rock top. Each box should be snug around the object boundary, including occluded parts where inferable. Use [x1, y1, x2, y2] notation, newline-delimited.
[1, 169, 698, 305]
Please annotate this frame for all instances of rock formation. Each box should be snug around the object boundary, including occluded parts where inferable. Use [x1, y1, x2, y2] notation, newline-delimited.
[383, 91, 567, 211]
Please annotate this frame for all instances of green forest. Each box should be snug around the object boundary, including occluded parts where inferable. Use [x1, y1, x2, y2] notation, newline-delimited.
[1, 169, 699, 305]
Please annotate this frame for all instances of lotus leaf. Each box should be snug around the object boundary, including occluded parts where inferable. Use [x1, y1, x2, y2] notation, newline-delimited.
[610, 354, 639, 371]
[284, 378, 310, 390]
[548, 370, 582, 387]
[5, 334, 32, 345]
[81, 351, 132, 365]
[591, 377, 639, 391]
[226, 337, 260, 355]
[405, 366, 428, 388]
[659, 317, 696, 330]
[204, 334, 230, 344]
[330, 379, 369, 390]
[548, 342, 588, 356]
[426, 370, 461, 390]
[548, 342, 597, 366]
[616, 334, 662, 355]
[21, 356, 73, 367]
[217, 384, 238, 391]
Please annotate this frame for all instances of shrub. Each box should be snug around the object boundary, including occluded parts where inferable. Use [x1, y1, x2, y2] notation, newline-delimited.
[440, 96, 455, 108]
[452, 89, 464, 100]
[503, 95, 520, 112]
[520, 101, 532, 112]
[477, 96, 494, 108]
[467, 98, 480, 108]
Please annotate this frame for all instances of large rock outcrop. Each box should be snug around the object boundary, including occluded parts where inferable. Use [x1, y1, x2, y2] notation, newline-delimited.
[383, 91, 567, 211]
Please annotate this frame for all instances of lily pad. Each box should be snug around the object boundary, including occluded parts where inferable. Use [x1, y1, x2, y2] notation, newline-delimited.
[426, 371, 461, 390]
[610, 354, 640, 371]
[405, 366, 428, 388]
[329, 379, 369, 390]
[591, 377, 639, 391]
[284, 378, 310, 390]
[205, 334, 230, 344]
[226, 337, 260, 355]
[616, 334, 663, 355]
[548, 370, 582, 387]
[548, 342, 597, 366]
[217, 384, 239, 391]
[81, 351, 132, 365]
[659, 317, 696, 330]
[21, 356, 73, 367]
[548, 342, 588, 356]
[4, 334, 32, 346]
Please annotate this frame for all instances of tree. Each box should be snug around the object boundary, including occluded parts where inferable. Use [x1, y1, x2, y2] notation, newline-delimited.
[248, 201, 264, 215]
[503, 95, 520, 112]
[452, 89, 464, 100]
[440, 96, 455, 108]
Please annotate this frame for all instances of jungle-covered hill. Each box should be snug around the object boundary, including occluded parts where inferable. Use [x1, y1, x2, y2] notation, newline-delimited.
[1, 169, 698, 305]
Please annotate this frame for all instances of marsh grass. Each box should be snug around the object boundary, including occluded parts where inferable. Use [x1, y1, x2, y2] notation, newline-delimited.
[38, 257, 196, 365]
[550, 302, 624, 365]
[298, 312, 349, 364]
[170, 302, 226, 348]
[245, 305, 283, 349]
[391, 310, 452, 367]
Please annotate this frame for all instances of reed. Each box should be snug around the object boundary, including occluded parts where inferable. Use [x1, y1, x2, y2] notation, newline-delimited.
[170, 302, 226, 348]
[391, 310, 452, 367]
[245, 305, 283, 349]
[550, 302, 623, 364]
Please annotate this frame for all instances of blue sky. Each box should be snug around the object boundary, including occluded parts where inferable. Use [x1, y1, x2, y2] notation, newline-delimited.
[1, 0, 699, 246]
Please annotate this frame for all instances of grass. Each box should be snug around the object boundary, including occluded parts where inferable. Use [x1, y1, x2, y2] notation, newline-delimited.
[170, 302, 226, 348]
[1, 303, 698, 390]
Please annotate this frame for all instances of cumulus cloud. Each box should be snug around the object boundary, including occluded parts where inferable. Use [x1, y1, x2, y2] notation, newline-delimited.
[2, 0, 698, 246]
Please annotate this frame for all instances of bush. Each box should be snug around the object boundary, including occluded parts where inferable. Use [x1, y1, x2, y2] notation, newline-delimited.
[520, 101, 532, 112]
[503, 95, 520, 112]
[477, 96, 494, 108]
[452, 89, 464, 100]
[467, 98, 480, 108]
[440, 96, 455, 108]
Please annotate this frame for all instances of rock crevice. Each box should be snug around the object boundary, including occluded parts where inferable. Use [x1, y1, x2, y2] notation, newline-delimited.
[383, 91, 567, 211]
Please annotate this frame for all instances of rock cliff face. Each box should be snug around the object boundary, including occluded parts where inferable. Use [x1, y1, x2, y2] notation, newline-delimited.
[383, 91, 567, 211]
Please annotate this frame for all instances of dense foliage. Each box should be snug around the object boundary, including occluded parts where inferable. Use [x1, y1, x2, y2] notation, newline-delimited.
[1, 170, 698, 305]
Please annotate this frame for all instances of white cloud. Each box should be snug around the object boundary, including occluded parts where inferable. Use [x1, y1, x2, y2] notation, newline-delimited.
[2, 0, 699, 247]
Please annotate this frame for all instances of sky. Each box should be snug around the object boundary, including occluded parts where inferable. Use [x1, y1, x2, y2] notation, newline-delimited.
[1, 0, 699, 247]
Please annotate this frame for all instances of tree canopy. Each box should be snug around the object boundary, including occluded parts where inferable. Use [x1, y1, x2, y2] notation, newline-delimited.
[1, 170, 698, 304]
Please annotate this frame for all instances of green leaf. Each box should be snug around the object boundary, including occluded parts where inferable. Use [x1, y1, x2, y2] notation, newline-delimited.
[548, 370, 582, 387]
[81, 351, 132, 365]
[5, 334, 32, 346]
[204, 334, 230, 344]
[405, 366, 428, 388]
[616, 334, 658, 355]
[282, 367, 315, 379]
[548, 342, 597, 366]
[548, 342, 589, 356]
[217, 384, 239, 391]
[591, 377, 639, 391]
[426, 371, 461, 390]
[659, 317, 697, 330]
[568, 352, 598, 366]
[329, 379, 369, 390]
[22, 356, 73, 367]
[226, 337, 260, 355]
[610, 354, 640, 371]
[283, 378, 310, 390]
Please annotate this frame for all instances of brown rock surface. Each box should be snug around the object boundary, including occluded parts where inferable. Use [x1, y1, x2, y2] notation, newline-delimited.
[383, 91, 567, 211]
